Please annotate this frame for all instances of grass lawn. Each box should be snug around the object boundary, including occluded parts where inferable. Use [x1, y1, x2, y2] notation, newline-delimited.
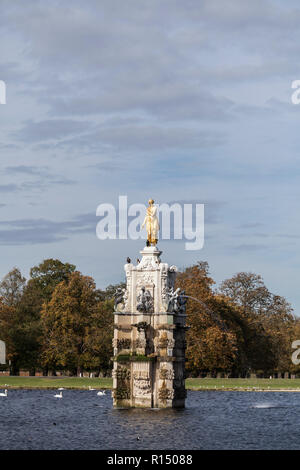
[1, 376, 300, 390]
[0, 376, 112, 389]
[186, 378, 300, 391]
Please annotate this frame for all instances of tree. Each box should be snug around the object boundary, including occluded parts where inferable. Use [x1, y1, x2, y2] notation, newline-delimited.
[29, 258, 76, 303]
[0, 268, 37, 374]
[262, 294, 295, 374]
[176, 262, 243, 376]
[0, 268, 26, 306]
[0, 299, 19, 373]
[219, 272, 270, 317]
[220, 272, 295, 375]
[14, 259, 77, 375]
[41, 271, 101, 375]
[84, 299, 114, 375]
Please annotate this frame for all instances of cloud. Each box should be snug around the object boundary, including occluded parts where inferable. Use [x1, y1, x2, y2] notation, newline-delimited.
[0, 184, 19, 192]
[1, 0, 300, 313]
[5, 165, 49, 176]
[0, 213, 97, 245]
[3, 166, 76, 190]
[45, 83, 235, 122]
[0, 61, 29, 82]
[53, 124, 225, 154]
[14, 119, 93, 142]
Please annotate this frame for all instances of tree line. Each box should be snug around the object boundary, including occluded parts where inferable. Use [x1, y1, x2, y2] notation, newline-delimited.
[0, 258, 299, 377]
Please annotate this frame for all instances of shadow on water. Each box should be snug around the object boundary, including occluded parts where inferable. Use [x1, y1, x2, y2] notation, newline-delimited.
[1, 389, 300, 449]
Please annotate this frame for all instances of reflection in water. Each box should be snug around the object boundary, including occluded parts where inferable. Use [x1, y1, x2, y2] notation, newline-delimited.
[0, 389, 300, 449]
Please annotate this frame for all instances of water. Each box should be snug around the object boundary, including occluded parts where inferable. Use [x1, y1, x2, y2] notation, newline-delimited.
[0, 389, 300, 449]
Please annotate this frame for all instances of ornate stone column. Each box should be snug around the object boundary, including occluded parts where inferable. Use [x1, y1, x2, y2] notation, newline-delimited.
[112, 246, 187, 408]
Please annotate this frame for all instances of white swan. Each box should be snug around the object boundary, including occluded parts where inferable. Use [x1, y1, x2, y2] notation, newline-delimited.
[97, 390, 106, 396]
[54, 391, 63, 398]
[58, 387, 65, 390]
[88, 386, 96, 391]
[0, 389, 8, 397]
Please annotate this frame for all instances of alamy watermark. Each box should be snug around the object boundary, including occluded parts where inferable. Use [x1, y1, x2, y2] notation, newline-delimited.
[291, 80, 300, 104]
[96, 196, 204, 251]
[291, 340, 300, 365]
[0, 81, 6, 104]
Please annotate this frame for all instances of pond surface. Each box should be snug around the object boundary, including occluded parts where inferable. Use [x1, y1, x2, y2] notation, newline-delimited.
[0, 389, 299, 449]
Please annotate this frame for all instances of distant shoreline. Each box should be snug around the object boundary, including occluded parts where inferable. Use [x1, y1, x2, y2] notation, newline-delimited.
[2, 387, 300, 392]
[2, 376, 300, 392]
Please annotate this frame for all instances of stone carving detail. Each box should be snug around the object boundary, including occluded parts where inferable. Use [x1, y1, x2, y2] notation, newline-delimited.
[167, 288, 187, 314]
[113, 242, 186, 408]
[112, 366, 131, 399]
[158, 380, 174, 401]
[113, 386, 131, 400]
[137, 256, 159, 270]
[159, 367, 175, 380]
[124, 266, 132, 310]
[137, 272, 155, 287]
[114, 287, 128, 312]
[166, 287, 179, 312]
[133, 370, 149, 380]
[136, 286, 153, 313]
[133, 369, 151, 397]
[112, 366, 131, 380]
[132, 321, 148, 351]
[160, 265, 169, 310]
[133, 378, 151, 397]
[155, 332, 175, 350]
[123, 289, 129, 311]
[135, 330, 146, 350]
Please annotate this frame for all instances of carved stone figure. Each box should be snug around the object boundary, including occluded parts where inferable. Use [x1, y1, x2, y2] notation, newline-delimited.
[114, 287, 126, 311]
[167, 287, 180, 312]
[167, 287, 187, 314]
[135, 328, 147, 350]
[136, 286, 153, 313]
[141, 199, 159, 246]
[177, 290, 187, 314]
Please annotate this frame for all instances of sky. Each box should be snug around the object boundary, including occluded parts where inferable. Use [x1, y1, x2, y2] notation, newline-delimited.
[1, 0, 300, 312]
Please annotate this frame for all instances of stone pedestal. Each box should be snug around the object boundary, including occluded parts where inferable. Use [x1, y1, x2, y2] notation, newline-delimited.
[112, 246, 187, 408]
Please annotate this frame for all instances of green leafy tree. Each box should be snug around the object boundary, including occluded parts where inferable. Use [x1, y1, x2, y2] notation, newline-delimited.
[220, 272, 294, 375]
[41, 271, 101, 375]
[84, 299, 114, 375]
[176, 262, 243, 376]
[9, 259, 77, 375]
[29, 258, 76, 303]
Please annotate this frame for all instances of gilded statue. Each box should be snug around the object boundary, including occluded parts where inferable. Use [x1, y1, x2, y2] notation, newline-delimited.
[142, 199, 159, 246]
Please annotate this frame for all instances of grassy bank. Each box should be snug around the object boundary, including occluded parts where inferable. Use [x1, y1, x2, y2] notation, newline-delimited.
[186, 378, 300, 391]
[1, 376, 300, 391]
[0, 376, 112, 389]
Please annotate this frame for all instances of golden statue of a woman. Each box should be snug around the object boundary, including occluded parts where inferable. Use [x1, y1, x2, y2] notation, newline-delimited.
[142, 199, 159, 246]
